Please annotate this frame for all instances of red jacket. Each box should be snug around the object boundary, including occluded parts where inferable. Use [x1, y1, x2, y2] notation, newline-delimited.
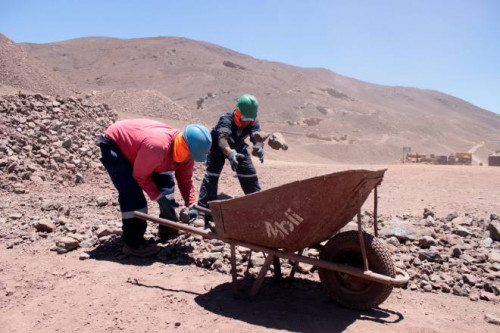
[105, 119, 195, 205]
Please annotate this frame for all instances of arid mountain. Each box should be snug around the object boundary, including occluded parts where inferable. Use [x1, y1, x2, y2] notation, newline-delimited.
[0, 34, 74, 96]
[5, 35, 500, 163]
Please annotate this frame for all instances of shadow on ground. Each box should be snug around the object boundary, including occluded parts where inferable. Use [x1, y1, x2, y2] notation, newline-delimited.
[195, 277, 404, 332]
[86, 236, 195, 267]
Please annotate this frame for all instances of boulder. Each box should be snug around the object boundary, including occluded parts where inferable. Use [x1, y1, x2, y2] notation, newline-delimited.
[34, 219, 56, 233]
[489, 220, 500, 241]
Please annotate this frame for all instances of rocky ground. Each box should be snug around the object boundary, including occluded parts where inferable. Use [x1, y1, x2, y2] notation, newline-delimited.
[1, 93, 500, 332]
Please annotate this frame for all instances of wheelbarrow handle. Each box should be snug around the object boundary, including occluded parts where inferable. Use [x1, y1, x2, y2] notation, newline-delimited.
[193, 204, 212, 216]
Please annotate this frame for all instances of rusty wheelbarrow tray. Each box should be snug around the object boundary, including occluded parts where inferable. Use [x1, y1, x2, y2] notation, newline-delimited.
[135, 169, 409, 309]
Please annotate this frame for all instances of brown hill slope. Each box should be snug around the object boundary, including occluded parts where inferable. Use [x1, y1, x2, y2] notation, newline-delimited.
[20, 36, 500, 164]
[0, 34, 74, 96]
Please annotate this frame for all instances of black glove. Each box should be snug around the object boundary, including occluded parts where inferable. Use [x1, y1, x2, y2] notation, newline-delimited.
[252, 145, 264, 163]
[228, 150, 244, 171]
[180, 205, 199, 224]
[157, 195, 179, 221]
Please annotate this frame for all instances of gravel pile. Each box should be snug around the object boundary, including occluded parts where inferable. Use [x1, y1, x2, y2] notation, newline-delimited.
[0, 93, 117, 190]
[378, 209, 500, 302]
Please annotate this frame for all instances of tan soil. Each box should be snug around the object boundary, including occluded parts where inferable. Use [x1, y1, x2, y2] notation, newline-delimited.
[1, 163, 499, 333]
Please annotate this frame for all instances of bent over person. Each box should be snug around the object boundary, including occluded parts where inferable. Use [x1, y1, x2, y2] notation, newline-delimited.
[197, 94, 264, 215]
[98, 119, 211, 257]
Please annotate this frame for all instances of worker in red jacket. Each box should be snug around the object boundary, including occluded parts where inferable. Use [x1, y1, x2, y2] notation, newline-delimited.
[98, 119, 211, 257]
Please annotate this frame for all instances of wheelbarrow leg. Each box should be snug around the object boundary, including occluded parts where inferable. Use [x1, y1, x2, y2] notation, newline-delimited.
[288, 249, 305, 280]
[273, 256, 282, 281]
[249, 254, 274, 299]
[246, 250, 253, 276]
[230, 244, 238, 293]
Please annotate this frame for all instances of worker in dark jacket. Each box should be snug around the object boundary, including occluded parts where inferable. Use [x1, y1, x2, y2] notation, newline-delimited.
[197, 94, 264, 213]
[98, 119, 211, 257]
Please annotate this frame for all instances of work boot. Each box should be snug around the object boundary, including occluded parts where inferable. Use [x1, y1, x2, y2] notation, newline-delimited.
[157, 225, 180, 242]
[122, 242, 161, 257]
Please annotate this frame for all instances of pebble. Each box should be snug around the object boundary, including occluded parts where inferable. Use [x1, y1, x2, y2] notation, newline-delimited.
[484, 314, 500, 326]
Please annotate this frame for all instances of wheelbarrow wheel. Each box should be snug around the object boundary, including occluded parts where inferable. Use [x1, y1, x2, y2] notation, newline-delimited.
[318, 230, 395, 310]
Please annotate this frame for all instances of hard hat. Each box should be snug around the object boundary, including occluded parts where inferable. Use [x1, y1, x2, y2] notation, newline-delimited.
[235, 94, 258, 119]
[183, 124, 212, 162]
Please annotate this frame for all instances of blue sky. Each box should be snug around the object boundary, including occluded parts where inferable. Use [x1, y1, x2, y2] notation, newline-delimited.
[1, 0, 499, 114]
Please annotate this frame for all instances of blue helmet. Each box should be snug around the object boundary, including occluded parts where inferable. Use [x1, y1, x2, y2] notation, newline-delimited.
[183, 124, 212, 162]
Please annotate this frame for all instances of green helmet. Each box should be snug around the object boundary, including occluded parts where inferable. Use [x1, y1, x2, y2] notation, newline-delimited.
[236, 94, 258, 119]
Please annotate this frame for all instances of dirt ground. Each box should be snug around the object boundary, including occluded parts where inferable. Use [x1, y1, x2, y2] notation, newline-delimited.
[1, 163, 500, 333]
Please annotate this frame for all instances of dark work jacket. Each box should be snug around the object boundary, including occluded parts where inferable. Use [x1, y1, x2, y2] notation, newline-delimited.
[211, 111, 261, 153]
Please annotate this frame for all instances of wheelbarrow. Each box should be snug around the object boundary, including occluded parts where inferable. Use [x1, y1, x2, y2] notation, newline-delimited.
[135, 169, 409, 309]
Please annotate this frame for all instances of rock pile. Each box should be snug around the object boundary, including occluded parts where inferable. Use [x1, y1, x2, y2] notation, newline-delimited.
[0, 93, 117, 190]
[380, 209, 500, 302]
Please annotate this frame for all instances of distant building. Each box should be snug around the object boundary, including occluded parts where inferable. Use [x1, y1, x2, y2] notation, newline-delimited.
[489, 151, 500, 167]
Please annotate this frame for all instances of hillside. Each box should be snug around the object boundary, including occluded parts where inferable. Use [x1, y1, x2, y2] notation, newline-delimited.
[0, 34, 74, 96]
[9, 35, 500, 163]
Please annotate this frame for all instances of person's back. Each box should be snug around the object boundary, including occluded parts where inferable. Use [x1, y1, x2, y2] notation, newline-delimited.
[105, 119, 178, 165]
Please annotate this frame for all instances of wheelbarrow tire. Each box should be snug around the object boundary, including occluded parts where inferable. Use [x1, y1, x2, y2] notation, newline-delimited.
[318, 230, 395, 310]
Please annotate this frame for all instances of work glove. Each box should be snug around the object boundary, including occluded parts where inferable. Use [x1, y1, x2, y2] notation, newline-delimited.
[252, 145, 264, 163]
[157, 195, 179, 221]
[228, 150, 244, 171]
[180, 204, 199, 224]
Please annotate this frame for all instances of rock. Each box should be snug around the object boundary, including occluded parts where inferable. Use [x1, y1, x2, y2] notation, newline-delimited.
[489, 220, 500, 241]
[34, 219, 56, 233]
[41, 201, 61, 211]
[80, 238, 98, 248]
[56, 237, 80, 251]
[483, 238, 493, 248]
[490, 284, 500, 296]
[75, 173, 84, 184]
[423, 216, 435, 227]
[446, 212, 459, 221]
[419, 236, 437, 249]
[78, 253, 90, 260]
[385, 236, 400, 247]
[62, 138, 72, 149]
[412, 257, 422, 266]
[480, 292, 500, 302]
[296, 262, 314, 274]
[490, 251, 500, 264]
[13, 183, 26, 194]
[423, 208, 435, 219]
[59, 206, 71, 216]
[419, 251, 444, 263]
[484, 314, 500, 326]
[268, 132, 288, 151]
[96, 197, 109, 207]
[193, 219, 205, 228]
[462, 274, 478, 286]
[96, 226, 113, 238]
[7, 213, 23, 221]
[422, 284, 433, 292]
[382, 218, 419, 242]
[452, 216, 473, 227]
[451, 246, 462, 258]
[452, 285, 469, 297]
[453, 226, 472, 237]
[441, 284, 451, 293]
[491, 213, 500, 221]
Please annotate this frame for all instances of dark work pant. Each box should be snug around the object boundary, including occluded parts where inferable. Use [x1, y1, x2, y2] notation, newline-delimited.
[99, 135, 177, 248]
[198, 147, 261, 208]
